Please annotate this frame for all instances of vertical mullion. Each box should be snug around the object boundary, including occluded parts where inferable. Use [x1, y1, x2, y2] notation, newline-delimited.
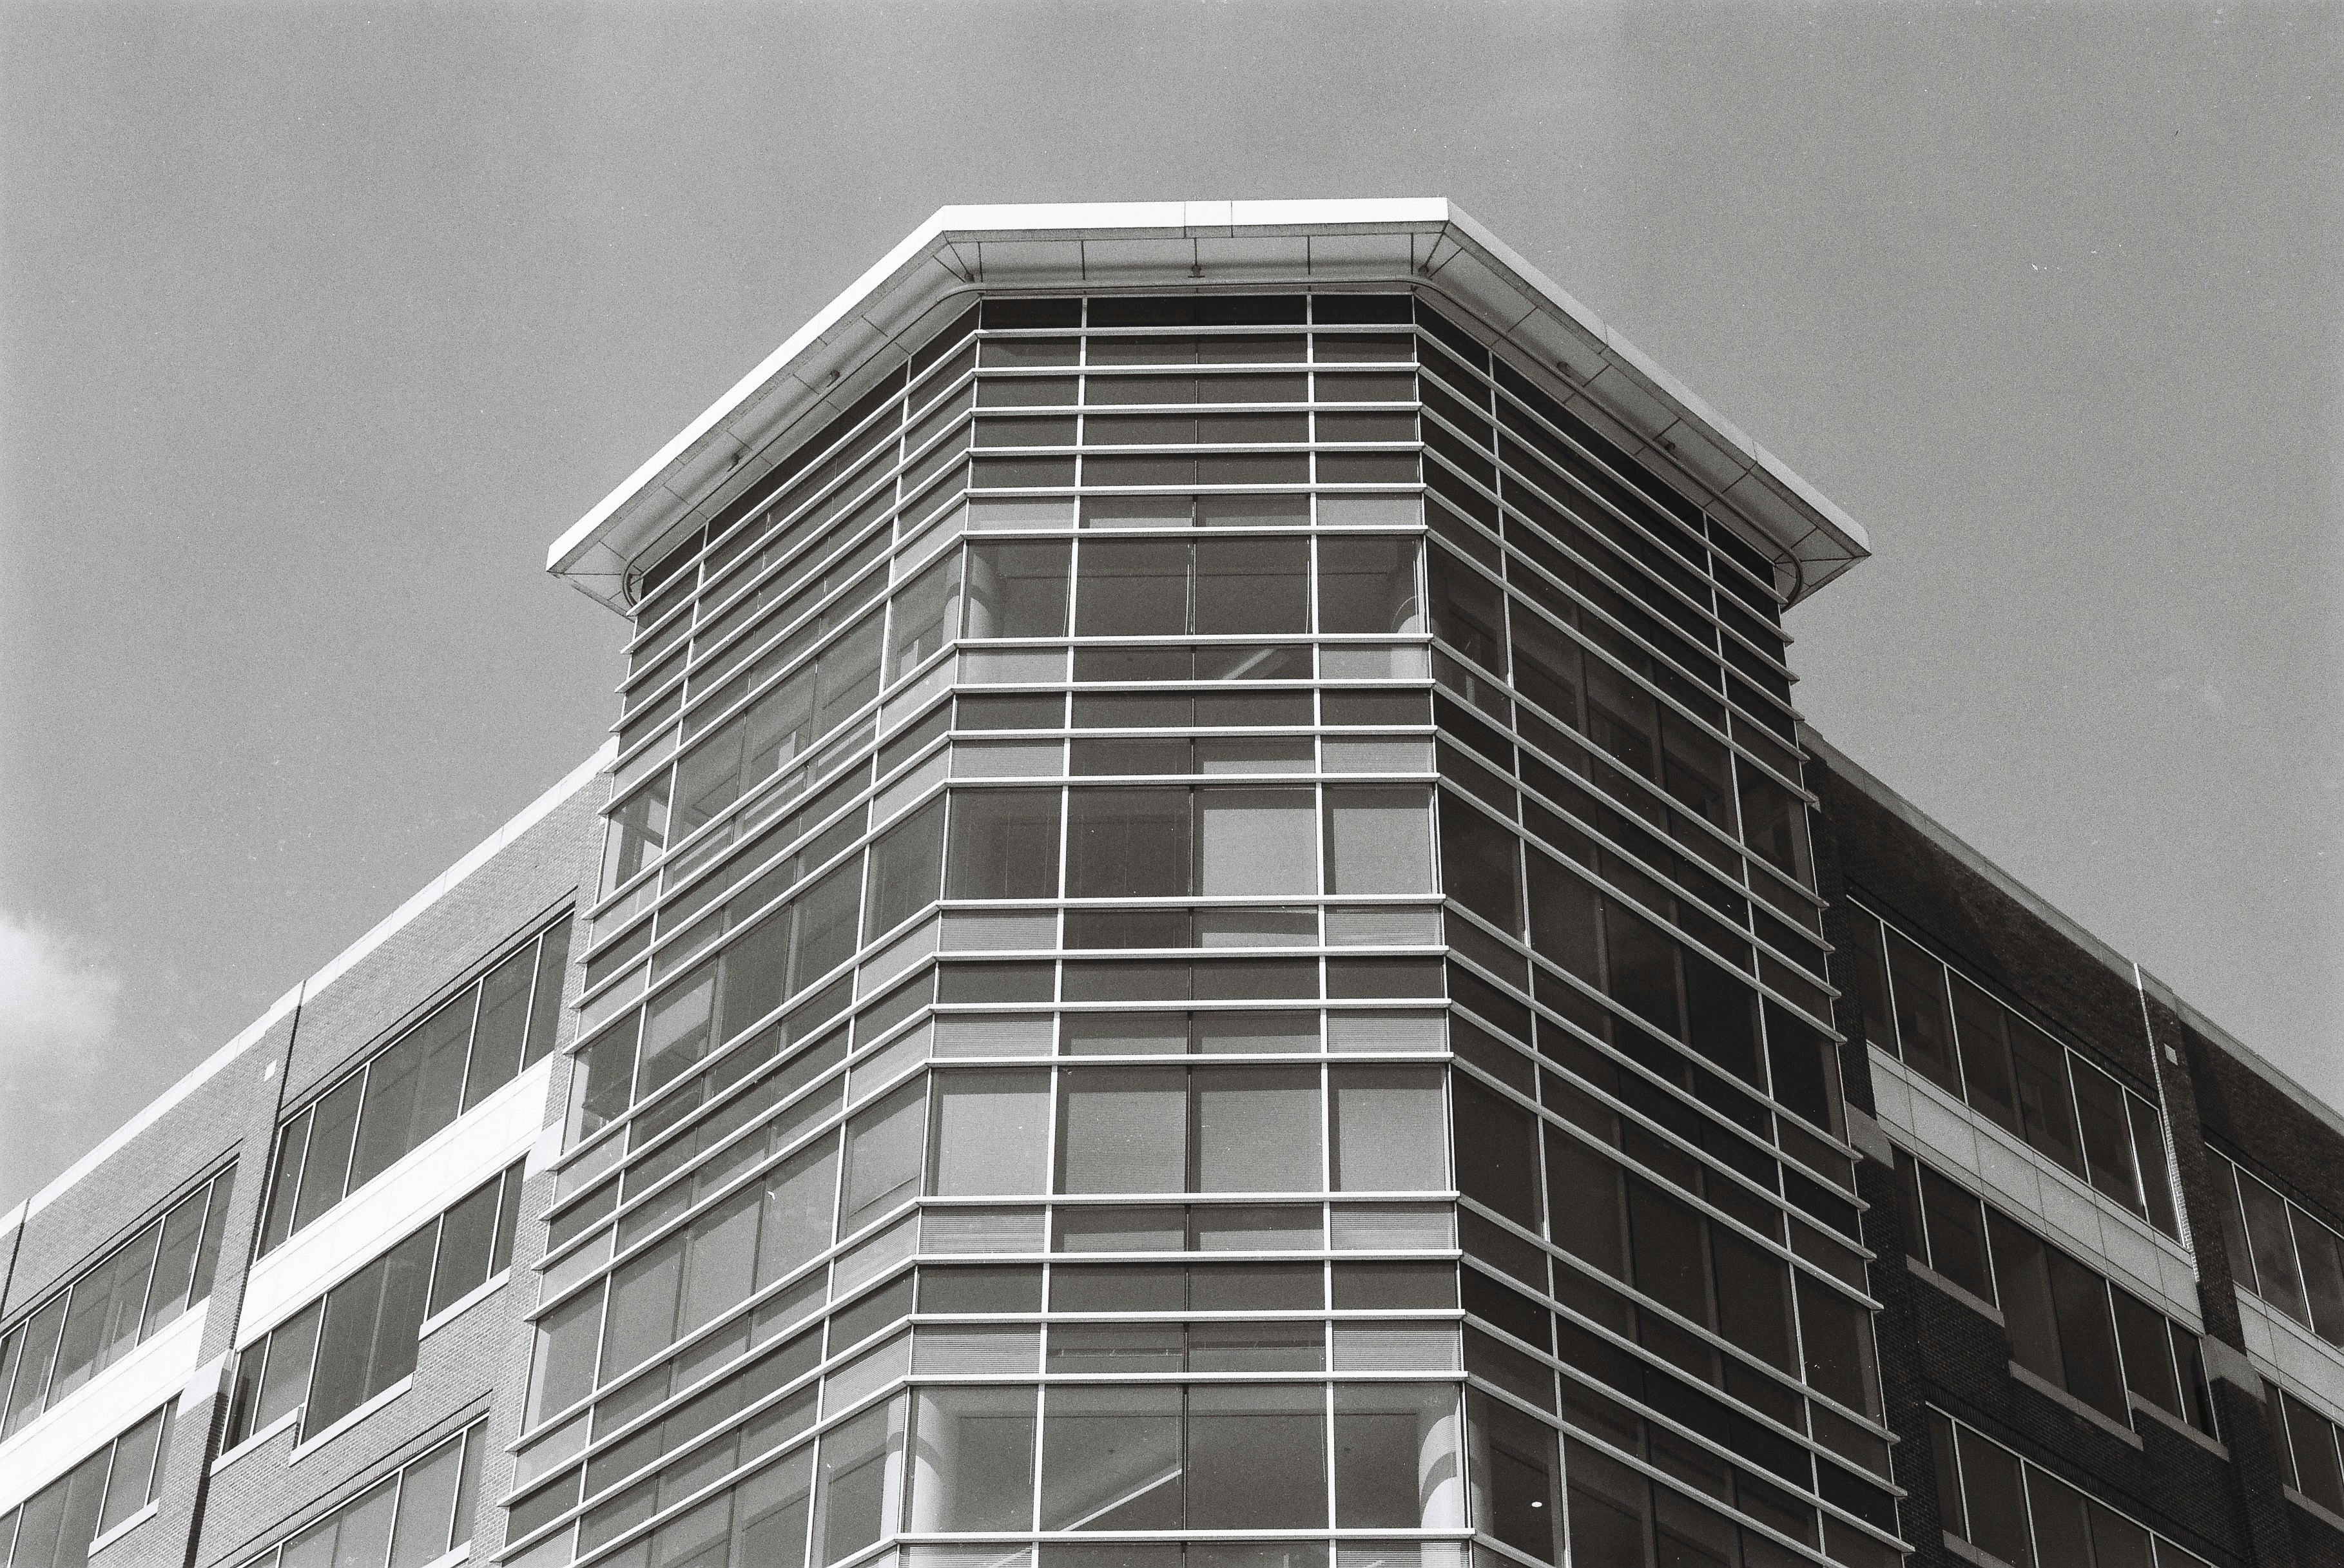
[90, 1429, 121, 1540]
[130, 1215, 166, 1353]
[380, 1464, 408, 1568]
[334, 1063, 370, 1208]
[2015, 1453, 2044, 1567]
[452, 978, 488, 1115]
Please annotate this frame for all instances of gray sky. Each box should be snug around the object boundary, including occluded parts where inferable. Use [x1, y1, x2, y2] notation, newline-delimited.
[3, 1, 2337, 1213]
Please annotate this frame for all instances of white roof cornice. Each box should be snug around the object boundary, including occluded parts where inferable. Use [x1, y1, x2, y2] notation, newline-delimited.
[548, 198, 1868, 612]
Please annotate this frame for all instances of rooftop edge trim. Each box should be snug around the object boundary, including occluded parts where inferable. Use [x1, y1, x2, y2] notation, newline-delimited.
[1803, 725, 2341, 1143]
[0, 740, 617, 1241]
[545, 198, 1870, 614]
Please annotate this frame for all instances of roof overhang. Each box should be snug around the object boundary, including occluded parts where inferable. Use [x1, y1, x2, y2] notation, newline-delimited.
[548, 198, 1870, 614]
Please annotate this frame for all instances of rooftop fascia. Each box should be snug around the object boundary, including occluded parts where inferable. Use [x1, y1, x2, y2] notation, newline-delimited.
[547, 198, 1872, 614]
[0, 741, 615, 1244]
[1804, 724, 2344, 1147]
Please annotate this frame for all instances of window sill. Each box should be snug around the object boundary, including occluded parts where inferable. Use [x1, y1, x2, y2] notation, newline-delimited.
[421, 1272, 510, 1339]
[1941, 1533, 2017, 1568]
[213, 1409, 302, 1472]
[1908, 1261, 2004, 1326]
[2131, 1392, 2227, 1458]
[289, 1377, 413, 1464]
[2006, 1360, 2142, 1448]
[2286, 1485, 2344, 1536]
[85, 1500, 159, 1558]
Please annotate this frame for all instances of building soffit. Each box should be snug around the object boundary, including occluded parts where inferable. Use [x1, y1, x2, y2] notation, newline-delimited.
[547, 198, 1872, 615]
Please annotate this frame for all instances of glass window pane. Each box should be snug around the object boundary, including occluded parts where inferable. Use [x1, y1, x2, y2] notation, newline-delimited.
[1194, 537, 1308, 635]
[427, 1179, 502, 1318]
[49, 1264, 117, 1405]
[887, 550, 963, 681]
[1917, 1165, 1995, 1305]
[731, 1447, 813, 1568]
[1987, 1214, 2065, 1391]
[1451, 1076, 1540, 1230]
[2128, 1096, 2179, 1239]
[1736, 767, 1812, 889]
[815, 1403, 900, 1564]
[353, 999, 473, 1192]
[840, 1081, 927, 1235]
[1059, 1068, 1187, 1194]
[679, 1192, 759, 1336]
[3, 1297, 67, 1436]
[292, 1076, 365, 1232]
[1796, 1273, 1879, 1420]
[1438, 793, 1522, 935]
[310, 1229, 432, 1434]
[2285, 1392, 2344, 1514]
[1882, 930, 1958, 1096]
[1194, 1067, 1320, 1192]
[2211, 1155, 2258, 1295]
[863, 797, 945, 940]
[2111, 1288, 2182, 1417]
[387, 1433, 465, 1568]
[1324, 786, 1434, 897]
[965, 541, 1070, 637]
[261, 1110, 313, 1254]
[758, 1140, 840, 1288]
[2087, 1499, 2155, 1568]
[1602, 898, 1681, 1041]
[1470, 1393, 1560, 1563]
[188, 1168, 234, 1310]
[2072, 1058, 2142, 1209]
[641, 965, 719, 1100]
[2238, 1172, 2310, 1325]
[2045, 1249, 2126, 1420]
[1076, 539, 1188, 635]
[1332, 1385, 1462, 1529]
[1197, 788, 1317, 897]
[463, 945, 539, 1110]
[1317, 536, 1422, 635]
[907, 1386, 1037, 1531]
[1331, 1067, 1446, 1192]
[1947, 974, 2020, 1136]
[346, 1034, 426, 1195]
[1626, 1176, 1710, 1327]
[1040, 1384, 1183, 1529]
[946, 788, 1062, 899]
[1835, 904, 1893, 1052]
[523, 922, 572, 1069]
[1425, 550, 1506, 673]
[1954, 1426, 2034, 1568]
[2008, 1018, 2084, 1176]
[253, 1303, 322, 1436]
[524, 1286, 602, 1427]
[2025, 1467, 2095, 1568]
[97, 1404, 168, 1533]
[1187, 1382, 1328, 1528]
[1068, 788, 1193, 899]
[1543, 1131, 1625, 1280]
[932, 1070, 1052, 1196]
[567, 1013, 641, 1144]
[1710, 1227, 1796, 1373]
[1562, 1438, 1649, 1568]
[600, 1237, 684, 1388]
[2299, 1215, 2344, 1346]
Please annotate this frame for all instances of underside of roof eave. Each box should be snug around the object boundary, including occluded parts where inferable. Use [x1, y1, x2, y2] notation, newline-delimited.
[548, 201, 1870, 615]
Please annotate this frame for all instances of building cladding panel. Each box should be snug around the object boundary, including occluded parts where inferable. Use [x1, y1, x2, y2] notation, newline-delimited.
[0, 202, 2331, 1568]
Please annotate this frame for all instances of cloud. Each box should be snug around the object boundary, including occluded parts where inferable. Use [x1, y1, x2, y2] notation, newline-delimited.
[0, 911, 120, 1065]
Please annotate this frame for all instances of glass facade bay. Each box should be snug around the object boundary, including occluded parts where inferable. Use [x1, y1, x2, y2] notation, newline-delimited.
[521, 293, 1894, 1568]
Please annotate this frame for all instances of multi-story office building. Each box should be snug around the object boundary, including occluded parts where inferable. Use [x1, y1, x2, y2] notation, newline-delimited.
[0, 200, 2332, 1568]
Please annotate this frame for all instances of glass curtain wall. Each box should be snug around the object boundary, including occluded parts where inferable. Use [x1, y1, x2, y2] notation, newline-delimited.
[518, 291, 1884, 1568]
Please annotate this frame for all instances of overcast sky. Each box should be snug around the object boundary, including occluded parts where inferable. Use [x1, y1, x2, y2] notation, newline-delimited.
[2, 1, 2336, 1213]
